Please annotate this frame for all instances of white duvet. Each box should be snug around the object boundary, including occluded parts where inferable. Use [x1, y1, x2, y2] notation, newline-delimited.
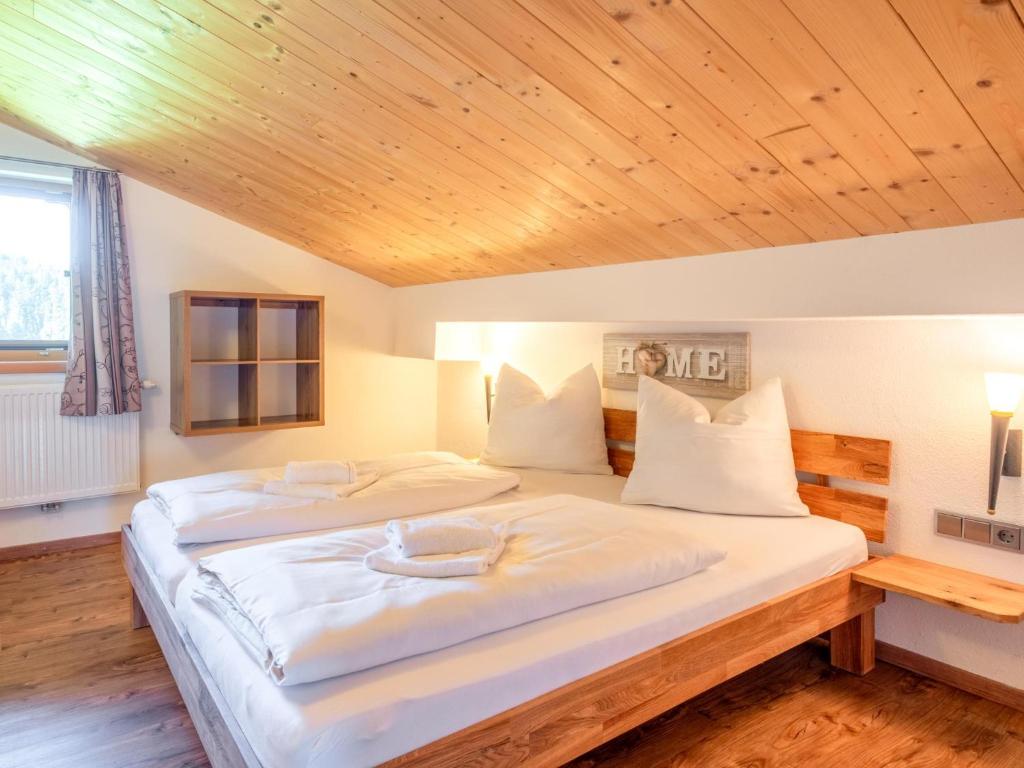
[191, 494, 726, 686]
[147, 452, 520, 544]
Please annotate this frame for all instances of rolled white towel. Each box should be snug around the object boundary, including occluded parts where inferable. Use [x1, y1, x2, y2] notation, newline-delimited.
[284, 460, 357, 485]
[385, 517, 503, 557]
[364, 538, 506, 578]
[263, 471, 380, 501]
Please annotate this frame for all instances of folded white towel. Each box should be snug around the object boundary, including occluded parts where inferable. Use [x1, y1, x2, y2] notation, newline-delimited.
[263, 472, 380, 501]
[284, 460, 357, 485]
[262, 481, 338, 501]
[364, 538, 506, 578]
[385, 516, 502, 556]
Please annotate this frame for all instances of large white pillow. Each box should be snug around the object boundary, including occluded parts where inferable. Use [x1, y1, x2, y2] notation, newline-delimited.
[480, 364, 612, 475]
[621, 376, 808, 517]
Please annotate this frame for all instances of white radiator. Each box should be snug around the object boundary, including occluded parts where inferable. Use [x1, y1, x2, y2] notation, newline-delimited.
[0, 381, 140, 510]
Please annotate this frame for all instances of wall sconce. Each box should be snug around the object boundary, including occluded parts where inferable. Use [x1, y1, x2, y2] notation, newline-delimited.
[985, 372, 1024, 514]
[481, 356, 501, 422]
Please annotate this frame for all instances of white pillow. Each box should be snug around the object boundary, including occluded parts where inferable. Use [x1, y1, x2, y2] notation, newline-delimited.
[480, 364, 612, 475]
[621, 376, 808, 517]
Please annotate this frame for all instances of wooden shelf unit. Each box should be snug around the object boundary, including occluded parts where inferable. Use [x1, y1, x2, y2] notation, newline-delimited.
[170, 291, 324, 436]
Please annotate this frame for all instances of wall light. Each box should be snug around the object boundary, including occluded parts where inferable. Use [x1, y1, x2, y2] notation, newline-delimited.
[481, 356, 502, 422]
[985, 372, 1024, 514]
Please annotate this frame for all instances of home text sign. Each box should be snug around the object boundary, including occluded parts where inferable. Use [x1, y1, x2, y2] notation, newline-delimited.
[603, 332, 751, 399]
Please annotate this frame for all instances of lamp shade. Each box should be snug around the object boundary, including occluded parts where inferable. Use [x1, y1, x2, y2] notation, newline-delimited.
[985, 372, 1024, 414]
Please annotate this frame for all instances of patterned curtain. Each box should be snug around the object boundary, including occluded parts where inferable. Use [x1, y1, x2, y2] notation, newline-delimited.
[60, 170, 141, 416]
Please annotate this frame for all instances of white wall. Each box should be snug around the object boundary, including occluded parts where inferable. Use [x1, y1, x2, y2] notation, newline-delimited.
[398, 290, 1024, 687]
[394, 217, 1024, 360]
[0, 125, 437, 547]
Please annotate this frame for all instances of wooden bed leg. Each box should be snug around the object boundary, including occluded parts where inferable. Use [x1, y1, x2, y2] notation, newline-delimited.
[130, 584, 150, 630]
[830, 609, 875, 675]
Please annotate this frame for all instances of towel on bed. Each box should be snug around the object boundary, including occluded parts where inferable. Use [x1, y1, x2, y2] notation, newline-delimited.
[385, 516, 502, 556]
[364, 537, 506, 578]
[284, 460, 357, 485]
[262, 481, 339, 501]
[263, 471, 378, 501]
[147, 453, 520, 544]
[190, 494, 726, 685]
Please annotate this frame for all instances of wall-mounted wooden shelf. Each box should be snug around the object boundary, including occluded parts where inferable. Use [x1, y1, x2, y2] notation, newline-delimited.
[852, 554, 1024, 623]
[170, 291, 324, 436]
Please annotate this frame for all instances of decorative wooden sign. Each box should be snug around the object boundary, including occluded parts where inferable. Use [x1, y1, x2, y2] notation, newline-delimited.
[603, 332, 750, 399]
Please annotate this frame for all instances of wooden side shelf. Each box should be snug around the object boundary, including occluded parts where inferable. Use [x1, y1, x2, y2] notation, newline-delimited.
[852, 554, 1024, 623]
[170, 291, 324, 436]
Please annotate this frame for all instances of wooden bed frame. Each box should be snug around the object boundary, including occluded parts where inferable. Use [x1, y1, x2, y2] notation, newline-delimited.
[123, 409, 892, 768]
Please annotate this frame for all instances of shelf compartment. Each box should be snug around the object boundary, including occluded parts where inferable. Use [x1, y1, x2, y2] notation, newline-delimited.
[258, 298, 321, 361]
[188, 363, 259, 429]
[188, 296, 257, 362]
[260, 362, 322, 426]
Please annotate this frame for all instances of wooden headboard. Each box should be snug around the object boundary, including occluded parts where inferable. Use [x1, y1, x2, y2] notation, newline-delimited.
[603, 408, 891, 543]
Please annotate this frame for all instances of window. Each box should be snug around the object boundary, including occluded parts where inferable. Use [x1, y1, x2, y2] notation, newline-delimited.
[0, 186, 71, 359]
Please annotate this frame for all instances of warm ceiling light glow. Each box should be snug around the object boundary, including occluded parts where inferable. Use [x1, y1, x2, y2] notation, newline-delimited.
[985, 372, 1024, 415]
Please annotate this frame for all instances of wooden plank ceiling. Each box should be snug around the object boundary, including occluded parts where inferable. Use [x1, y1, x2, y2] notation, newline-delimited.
[2, 1, 1024, 286]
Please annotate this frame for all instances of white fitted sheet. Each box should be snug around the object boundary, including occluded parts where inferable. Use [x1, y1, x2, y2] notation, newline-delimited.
[139, 469, 868, 768]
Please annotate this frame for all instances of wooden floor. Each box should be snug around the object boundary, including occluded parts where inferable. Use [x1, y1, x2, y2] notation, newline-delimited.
[2, 544, 1023, 768]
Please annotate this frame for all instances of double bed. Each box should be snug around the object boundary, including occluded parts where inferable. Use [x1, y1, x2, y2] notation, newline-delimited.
[123, 409, 891, 768]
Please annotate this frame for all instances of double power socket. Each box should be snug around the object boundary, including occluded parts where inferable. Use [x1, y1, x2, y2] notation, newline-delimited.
[936, 510, 1022, 553]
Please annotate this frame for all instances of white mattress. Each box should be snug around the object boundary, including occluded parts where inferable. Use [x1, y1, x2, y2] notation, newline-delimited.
[132, 469, 867, 768]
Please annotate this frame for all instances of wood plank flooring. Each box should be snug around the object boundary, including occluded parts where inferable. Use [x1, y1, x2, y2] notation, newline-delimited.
[0, 543, 207, 768]
[2, 543, 1023, 768]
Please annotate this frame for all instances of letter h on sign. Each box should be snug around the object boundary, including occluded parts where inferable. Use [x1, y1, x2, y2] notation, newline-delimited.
[616, 345, 637, 375]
